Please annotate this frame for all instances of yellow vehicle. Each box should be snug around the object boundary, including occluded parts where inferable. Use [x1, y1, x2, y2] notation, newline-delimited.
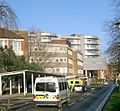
[67, 78, 88, 92]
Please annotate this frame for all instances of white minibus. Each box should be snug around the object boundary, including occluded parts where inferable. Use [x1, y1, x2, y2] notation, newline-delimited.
[33, 76, 70, 107]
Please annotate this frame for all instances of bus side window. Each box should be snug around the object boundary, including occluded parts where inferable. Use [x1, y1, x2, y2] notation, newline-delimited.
[62, 82, 65, 90]
[59, 82, 62, 91]
[65, 82, 67, 90]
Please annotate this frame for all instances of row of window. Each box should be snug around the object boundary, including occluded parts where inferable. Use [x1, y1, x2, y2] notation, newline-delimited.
[32, 47, 67, 52]
[59, 82, 68, 91]
[30, 58, 67, 63]
[70, 81, 80, 84]
[86, 50, 98, 54]
[56, 58, 67, 62]
[86, 44, 98, 48]
[36, 82, 68, 92]
[86, 55, 99, 58]
[0, 40, 21, 50]
[86, 39, 98, 42]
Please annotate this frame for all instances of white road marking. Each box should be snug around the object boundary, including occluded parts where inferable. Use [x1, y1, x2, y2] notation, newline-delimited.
[68, 101, 76, 106]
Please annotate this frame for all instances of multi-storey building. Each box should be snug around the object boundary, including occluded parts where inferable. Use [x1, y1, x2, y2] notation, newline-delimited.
[57, 34, 81, 51]
[28, 32, 83, 77]
[83, 35, 100, 58]
[28, 31, 107, 79]
[41, 32, 58, 43]
[70, 34, 107, 79]
[47, 39, 73, 76]
[72, 50, 83, 77]
[57, 34, 84, 77]
[0, 28, 29, 59]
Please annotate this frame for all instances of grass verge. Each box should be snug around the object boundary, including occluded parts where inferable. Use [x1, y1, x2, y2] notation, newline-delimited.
[103, 86, 120, 111]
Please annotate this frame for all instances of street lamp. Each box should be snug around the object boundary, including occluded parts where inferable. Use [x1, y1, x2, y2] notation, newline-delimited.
[115, 21, 120, 28]
[115, 21, 120, 83]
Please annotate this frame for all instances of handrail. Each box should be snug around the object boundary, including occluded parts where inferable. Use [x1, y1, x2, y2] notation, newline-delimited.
[96, 84, 116, 111]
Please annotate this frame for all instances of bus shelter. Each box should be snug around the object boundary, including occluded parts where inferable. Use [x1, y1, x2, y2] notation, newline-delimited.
[0, 70, 63, 96]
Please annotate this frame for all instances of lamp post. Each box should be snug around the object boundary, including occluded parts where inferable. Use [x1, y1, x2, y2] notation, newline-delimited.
[115, 21, 120, 28]
[115, 21, 120, 84]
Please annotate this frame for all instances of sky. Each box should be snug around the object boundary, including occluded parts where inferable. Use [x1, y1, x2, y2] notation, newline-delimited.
[6, 0, 114, 50]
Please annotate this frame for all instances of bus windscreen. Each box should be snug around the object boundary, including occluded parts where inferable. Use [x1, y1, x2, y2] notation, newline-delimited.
[36, 82, 56, 92]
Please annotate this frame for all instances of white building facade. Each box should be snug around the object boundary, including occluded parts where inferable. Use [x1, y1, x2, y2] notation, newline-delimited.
[28, 32, 84, 77]
[70, 34, 107, 79]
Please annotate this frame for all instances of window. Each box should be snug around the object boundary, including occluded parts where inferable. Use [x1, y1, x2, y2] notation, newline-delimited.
[12, 41, 21, 50]
[35, 48, 37, 50]
[0, 40, 8, 48]
[39, 58, 42, 61]
[87, 39, 91, 42]
[75, 81, 79, 84]
[64, 59, 66, 62]
[59, 82, 63, 91]
[31, 59, 33, 62]
[70, 81, 73, 84]
[56, 69, 60, 72]
[59, 82, 67, 91]
[60, 48, 62, 51]
[65, 82, 67, 89]
[60, 59, 63, 62]
[62, 82, 65, 90]
[36, 82, 56, 92]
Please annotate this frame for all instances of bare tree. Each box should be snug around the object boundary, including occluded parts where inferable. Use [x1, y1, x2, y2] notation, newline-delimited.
[0, 1, 18, 29]
[105, 0, 120, 74]
[28, 31, 57, 73]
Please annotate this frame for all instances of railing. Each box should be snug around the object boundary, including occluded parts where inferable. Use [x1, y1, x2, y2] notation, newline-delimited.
[96, 84, 116, 111]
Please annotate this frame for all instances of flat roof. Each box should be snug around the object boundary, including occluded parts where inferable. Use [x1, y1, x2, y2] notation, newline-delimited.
[0, 70, 64, 77]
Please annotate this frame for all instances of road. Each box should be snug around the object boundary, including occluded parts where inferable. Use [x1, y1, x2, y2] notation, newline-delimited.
[0, 83, 115, 111]
[63, 84, 114, 111]
[8, 92, 90, 111]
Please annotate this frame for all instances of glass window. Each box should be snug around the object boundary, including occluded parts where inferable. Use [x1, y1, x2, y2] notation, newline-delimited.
[60, 59, 63, 62]
[12, 41, 21, 50]
[59, 82, 62, 91]
[65, 82, 67, 89]
[75, 81, 79, 84]
[62, 82, 65, 90]
[87, 39, 91, 42]
[1, 40, 8, 48]
[18, 41, 21, 50]
[56, 69, 60, 72]
[36, 82, 56, 92]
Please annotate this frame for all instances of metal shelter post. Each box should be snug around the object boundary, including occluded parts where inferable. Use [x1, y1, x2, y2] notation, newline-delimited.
[31, 73, 34, 94]
[18, 77, 21, 94]
[23, 71, 26, 95]
[0, 75, 2, 95]
[10, 77, 12, 95]
[85, 70, 87, 77]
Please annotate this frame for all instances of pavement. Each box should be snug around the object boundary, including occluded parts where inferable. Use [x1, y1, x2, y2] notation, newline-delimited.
[0, 91, 90, 101]
[0, 93, 32, 100]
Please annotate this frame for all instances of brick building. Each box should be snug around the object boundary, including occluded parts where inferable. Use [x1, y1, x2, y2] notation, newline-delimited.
[0, 28, 29, 60]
